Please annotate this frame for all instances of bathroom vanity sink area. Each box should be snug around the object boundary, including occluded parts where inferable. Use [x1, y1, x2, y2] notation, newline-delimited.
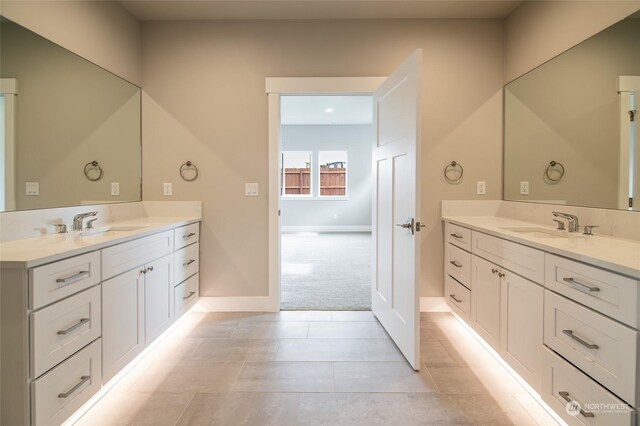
[443, 215, 640, 278]
[0, 204, 202, 426]
[0, 216, 200, 267]
[442, 211, 640, 426]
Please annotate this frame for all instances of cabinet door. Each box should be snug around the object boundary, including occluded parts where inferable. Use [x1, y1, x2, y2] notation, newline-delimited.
[102, 268, 145, 383]
[500, 271, 543, 392]
[471, 255, 501, 349]
[145, 253, 175, 344]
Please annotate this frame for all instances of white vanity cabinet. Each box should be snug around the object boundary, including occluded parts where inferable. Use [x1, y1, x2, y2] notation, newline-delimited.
[442, 218, 640, 425]
[144, 253, 175, 344]
[102, 268, 145, 383]
[470, 255, 502, 349]
[1, 219, 201, 426]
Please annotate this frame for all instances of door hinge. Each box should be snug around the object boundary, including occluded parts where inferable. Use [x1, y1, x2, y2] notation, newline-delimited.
[630, 197, 634, 208]
[630, 110, 636, 122]
[278, 209, 281, 217]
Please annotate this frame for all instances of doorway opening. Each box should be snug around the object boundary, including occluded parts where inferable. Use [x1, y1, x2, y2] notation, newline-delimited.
[279, 95, 374, 311]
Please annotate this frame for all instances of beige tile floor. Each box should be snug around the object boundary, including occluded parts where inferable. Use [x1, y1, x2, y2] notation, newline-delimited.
[75, 311, 560, 425]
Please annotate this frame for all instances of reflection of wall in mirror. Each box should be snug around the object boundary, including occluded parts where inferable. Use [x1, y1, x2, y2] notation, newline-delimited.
[504, 17, 640, 210]
[0, 20, 141, 211]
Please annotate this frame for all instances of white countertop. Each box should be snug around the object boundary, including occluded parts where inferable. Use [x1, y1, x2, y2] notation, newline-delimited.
[442, 215, 640, 279]
[0, 216, 201, 269]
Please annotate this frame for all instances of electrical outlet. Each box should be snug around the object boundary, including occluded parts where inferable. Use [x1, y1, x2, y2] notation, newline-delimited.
[333, 213, 338, 220]
[163, 182, 173, 196]
[520, 181, 529, 195]
[111, 182, 120, 196]
[25, 182, 39, 196]
[245, 183, 259, 196]
[476, 181, 486, 195]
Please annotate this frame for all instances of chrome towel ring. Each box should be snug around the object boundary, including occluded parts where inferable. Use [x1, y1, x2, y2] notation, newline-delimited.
[444, 161, 463, 184]
[83, 161, 103, 181]
[545, 161, 565, 183]
[180, 161, 199, 182]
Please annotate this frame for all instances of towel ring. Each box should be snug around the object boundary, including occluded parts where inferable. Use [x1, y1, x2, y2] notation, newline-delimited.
[180, 161, 199, 182]
[444, 161, 463, 184]
[545, 161, 565, 183]
[83, 161, 103, 181]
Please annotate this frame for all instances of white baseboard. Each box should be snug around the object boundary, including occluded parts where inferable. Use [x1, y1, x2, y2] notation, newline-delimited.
[420, 297, 450, 312]
[281, 225, 371, 233]
[195, 296, 269, 312]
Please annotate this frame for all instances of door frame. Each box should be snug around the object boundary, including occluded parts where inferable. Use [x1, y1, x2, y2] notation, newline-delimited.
[265, 77, 386, 312]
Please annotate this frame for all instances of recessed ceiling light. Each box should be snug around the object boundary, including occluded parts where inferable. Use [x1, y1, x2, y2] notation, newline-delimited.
[325, 108, 334, 113]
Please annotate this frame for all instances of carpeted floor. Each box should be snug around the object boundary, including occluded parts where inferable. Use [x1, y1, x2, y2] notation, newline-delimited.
[281, 232, 372, 310]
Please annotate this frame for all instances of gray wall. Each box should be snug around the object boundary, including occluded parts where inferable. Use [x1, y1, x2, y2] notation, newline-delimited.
[281, 124, 372, 229]
[141, 19, 505, 298]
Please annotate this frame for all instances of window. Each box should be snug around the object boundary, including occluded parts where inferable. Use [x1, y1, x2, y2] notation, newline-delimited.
[281, 151, 312, 196]
[318, 151, 347, 197]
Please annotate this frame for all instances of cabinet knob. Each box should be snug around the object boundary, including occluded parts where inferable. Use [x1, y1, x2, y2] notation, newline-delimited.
[498, 272, 506, 278]
[491, 268, 498, 274]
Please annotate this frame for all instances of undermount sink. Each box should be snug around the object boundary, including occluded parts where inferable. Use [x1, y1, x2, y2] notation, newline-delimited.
[79, 225, 148, 237]
[499, 226, 567, 239]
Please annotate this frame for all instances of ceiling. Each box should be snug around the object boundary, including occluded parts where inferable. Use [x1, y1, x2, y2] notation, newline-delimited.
[118, 0, 523, 21]
[281, 95, 373, 125]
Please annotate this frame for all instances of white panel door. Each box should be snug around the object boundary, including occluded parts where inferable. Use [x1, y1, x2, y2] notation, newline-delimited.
[372, 50, 422, 370]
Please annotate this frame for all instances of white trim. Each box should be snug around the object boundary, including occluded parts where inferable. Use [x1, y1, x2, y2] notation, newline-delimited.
[267, 77, 384, 313]
[282, 226, 371, 233]
[0, 78, 18, 95]
[195, 296, 270, 312]
[420, 297, 450, 312]
[618, 76, 640, 92]
[268, 93, 281, 312]
[266, 77, 385, 95]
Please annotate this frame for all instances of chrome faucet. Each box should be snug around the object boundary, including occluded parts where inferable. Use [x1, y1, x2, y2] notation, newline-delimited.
[72, 211, 97, 231]
[552, 211, 579, 233]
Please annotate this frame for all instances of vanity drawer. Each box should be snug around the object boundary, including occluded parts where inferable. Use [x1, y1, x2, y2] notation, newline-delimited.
[542, 347, 634, 426]
[446, 243, 471, 289]
[31, 339, 102, 426]
[545, 253, 640, 329]
[31, 286, 101, 379]
[175, 242, 199, 285]
[445, 275, 470, 321]
[544, 290, 638, 407]
[471, 231, 544, 284]
[175, 223, 200, 250]
[175, 273, 199, 319]
[102, 230, 174, 280]
[30, 251, 101, 310]
[445, 222, 471, 251]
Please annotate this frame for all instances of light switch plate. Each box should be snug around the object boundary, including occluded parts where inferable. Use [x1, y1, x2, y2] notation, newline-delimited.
[520, 181, 529, 195]
[163, 182, 173, 196]
[245, 183, 259, 196]
[476, 181, 486, 195]
[26, 182, 39, 196]
[111, 182, 120, 196]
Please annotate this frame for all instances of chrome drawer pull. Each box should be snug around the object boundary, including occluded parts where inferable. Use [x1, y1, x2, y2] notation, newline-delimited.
[558, 391, 595, 418]
[58, 375, 90, 398]
[450, 233, 463, 239]
[449, 260, 462, 268]
[183, 232, 196, 239]
[57, 318, 90, 335]
[183, 291, 196, 300]
[563, 277, 600, 293]
[562, 329, 599, 350]
[183, 259, 196, 267]
[449, 294, 462, 303]
[56, 270, 90, 285]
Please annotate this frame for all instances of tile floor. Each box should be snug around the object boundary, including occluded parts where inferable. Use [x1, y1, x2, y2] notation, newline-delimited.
[75, 311, 559, 425]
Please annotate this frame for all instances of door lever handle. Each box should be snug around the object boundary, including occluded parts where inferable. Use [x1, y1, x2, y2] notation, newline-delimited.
[395, 218, 415, 235]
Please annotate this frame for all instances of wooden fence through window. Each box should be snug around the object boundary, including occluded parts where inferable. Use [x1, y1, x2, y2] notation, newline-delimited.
[283, 167, 346, 196]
